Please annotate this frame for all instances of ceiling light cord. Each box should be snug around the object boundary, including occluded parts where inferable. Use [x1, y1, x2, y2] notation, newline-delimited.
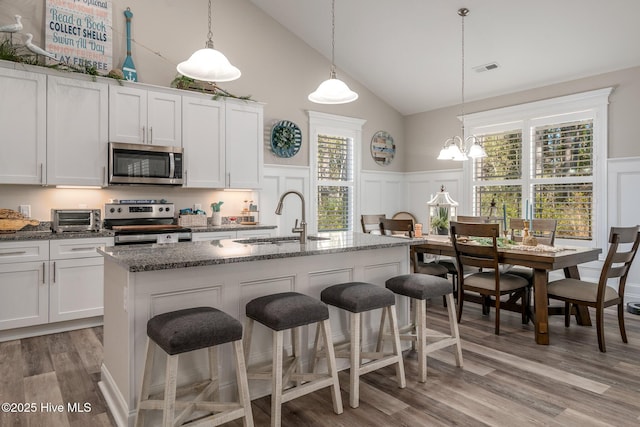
[330, 0, 336, 77]
[459, 7, 468, 136]
[206, 0, 214, 48]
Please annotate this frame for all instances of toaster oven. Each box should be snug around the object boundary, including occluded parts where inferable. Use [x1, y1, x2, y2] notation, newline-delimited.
[51, 209, 101, 232]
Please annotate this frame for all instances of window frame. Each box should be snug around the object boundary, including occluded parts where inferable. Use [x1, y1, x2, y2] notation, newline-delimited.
[461, 88, 612, 249]
[308, 111, 366, 234]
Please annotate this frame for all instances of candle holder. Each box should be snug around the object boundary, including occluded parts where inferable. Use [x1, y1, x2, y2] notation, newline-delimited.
[522, 220, 538, 246]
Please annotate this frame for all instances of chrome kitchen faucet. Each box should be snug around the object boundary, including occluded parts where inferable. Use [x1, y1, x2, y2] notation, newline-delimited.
[275, 190, 307, 244]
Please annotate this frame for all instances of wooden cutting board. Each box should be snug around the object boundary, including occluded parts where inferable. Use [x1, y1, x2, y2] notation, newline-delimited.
[0, 218, 40, 232]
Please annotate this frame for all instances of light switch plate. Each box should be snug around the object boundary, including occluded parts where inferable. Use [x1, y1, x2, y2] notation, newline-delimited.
[19, 205, 31, 218]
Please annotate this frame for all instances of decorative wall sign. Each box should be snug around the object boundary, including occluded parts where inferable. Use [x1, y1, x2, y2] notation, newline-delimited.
[370, 130, 395, 166]
[45, 0, 113, 72]
[271, 120, 302, 158]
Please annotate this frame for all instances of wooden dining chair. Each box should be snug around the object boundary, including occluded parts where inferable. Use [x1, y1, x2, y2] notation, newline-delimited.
[360, 214, 386, 234]
[380, 218, 449, 279]
[455, 215, 486, 223]
[546, 225, 640, 352]
[450, 221, 531, 335]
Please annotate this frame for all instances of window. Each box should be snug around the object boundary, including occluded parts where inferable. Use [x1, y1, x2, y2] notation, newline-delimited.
[463, 88, 611, 246]
[309, 111, 366, 233]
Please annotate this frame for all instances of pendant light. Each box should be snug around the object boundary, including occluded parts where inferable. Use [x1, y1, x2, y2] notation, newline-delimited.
[177, 0, 240, 82]
[308, 0, 358, 104]
[437, 8, 486, 161]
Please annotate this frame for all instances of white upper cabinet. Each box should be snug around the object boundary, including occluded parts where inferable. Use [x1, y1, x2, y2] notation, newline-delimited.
[183, 96, 264, 189]
[182, 96, 226, 188]
[47, 76, 109, 186]
[0, 67, 46, 185]
[109, 85, 181, 147]
[225, 100, 264, 189]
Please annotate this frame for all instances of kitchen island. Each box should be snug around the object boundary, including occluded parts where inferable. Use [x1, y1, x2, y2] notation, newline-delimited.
[97, 232, 422, 427]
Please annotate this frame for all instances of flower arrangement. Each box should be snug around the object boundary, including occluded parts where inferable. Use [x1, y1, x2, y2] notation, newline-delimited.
[210, 201, 224, 213]
[431, 207, 449, 234]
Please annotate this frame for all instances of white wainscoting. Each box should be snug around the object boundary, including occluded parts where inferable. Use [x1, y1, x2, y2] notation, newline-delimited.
[608, 157, 640, 300]
[265, 158, 640, 300]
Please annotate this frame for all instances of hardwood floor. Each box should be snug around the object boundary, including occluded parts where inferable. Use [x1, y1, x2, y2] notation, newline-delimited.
[1, 303, 640, 426]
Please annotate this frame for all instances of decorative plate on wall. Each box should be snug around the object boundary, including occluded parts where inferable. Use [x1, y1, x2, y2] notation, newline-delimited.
[370, 130, 395, 166]
[271, 120, 302, 158]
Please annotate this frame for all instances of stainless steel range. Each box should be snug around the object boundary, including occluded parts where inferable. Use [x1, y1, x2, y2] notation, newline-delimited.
[104, 201, 192, 245]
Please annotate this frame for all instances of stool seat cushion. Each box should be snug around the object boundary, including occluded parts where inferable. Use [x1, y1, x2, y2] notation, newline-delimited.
[246, 292, 329, 331]
[321, 282, 395, 313]
[147, 307, 242, 355]
[386, 274, 452, 300]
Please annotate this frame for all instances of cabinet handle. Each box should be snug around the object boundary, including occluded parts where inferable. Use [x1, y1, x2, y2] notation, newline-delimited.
[149, 127, 153, 144]
[42, 262, 45, 284]
[103, 166, 107, 186]
[227, 172, 231, 187]
[0, 251, 27, 256]
[184, 169, 188, 186]
[40, 163, 44, 184]
[71, 247, 96, 252]
[142, 126, 146, 143]
[53, 261, 56, 283]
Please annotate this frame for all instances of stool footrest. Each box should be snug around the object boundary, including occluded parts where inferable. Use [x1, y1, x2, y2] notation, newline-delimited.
[281, 377, 337, 404]
[358, 355, 403, 376]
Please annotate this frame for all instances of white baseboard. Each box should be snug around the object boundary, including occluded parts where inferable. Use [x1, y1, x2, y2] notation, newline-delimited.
[0, 316, 102, 342]
[99, 364, 131, 427]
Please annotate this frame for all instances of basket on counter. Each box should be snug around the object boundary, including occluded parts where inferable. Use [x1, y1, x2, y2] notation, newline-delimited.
[178, 215, 208, 227]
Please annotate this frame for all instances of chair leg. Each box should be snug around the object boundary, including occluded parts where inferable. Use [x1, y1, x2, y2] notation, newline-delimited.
[445, 293, 464, 368]
[162, 354, 179, 427]
[292, 327, 303, 387]
[349, 312, 361, 408]
[320, 319, 343, 415]
[457, 286, 464, 323]
[387, 305, 406, 389]
[564, 302, 571, 327]
[310, 323, 322, 373]
[209, 345, 219, 401]
[375, 306, 386, 352]
[596, 307, 607, 352]
[135, 338, 155, 427]
[416, 298, 427, 383]
[243, 318, 254, 366]
[618, 302, 628, 344]
[521, 287, 529, 324]
[271, 330, 284, 427]
[233, 340, 255, 427]
[494, 293, 500, 335]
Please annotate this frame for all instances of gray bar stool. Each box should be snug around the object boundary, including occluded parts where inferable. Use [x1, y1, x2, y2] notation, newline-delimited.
[314, 282, 406, 408]
[384, 274, 463, 382]
[135, 306, 253, 427]
[243, 292, 343, 427]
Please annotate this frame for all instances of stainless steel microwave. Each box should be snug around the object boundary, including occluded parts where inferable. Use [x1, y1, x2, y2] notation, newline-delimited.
[108, 142, 184, 185]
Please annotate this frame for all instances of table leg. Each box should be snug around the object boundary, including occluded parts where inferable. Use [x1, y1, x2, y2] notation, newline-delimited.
[563, 266, 592, 326]
[533, 269, 549, 345]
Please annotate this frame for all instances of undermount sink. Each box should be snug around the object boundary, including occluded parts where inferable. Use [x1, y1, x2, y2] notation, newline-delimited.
[233, 236, 330, 245]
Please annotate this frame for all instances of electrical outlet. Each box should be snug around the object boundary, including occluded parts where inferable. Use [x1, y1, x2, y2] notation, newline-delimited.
[19, 205, 31, 218]
[194, 204, 202, 211]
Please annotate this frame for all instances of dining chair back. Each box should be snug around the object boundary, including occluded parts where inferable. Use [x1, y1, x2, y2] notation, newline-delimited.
[546, 225, 640, 351]
[361, 214, 386, 234]
[450, 221, 530, 334]
[380, 218, 414, 237]
[510, 218, 557, 246]
[455, 215, 486, 223]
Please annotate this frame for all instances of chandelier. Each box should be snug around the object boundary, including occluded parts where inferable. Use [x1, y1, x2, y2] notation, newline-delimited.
[437, 8, 486, 161]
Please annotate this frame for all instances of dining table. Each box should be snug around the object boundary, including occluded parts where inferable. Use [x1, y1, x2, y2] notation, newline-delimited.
[411, 235, 602, 345]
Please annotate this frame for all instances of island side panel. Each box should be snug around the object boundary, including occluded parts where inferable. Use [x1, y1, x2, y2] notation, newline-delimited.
[99, 257, 135, 427]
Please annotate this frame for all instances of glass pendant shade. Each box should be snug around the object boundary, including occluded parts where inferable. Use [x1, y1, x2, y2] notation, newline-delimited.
[309, 0, 357, 104]
[177, 43, 241, 82]
[308, 72, 358, 104]
[176, 0, 240, 83]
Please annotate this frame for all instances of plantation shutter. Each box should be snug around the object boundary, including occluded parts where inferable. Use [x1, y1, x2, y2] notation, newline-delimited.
[317, 134, 353, 232]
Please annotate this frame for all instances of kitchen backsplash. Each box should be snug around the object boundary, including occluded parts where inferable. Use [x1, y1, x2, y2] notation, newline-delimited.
[0, 185, 260, 222]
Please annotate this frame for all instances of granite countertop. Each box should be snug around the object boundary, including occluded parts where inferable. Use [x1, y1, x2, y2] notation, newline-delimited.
[0, 224, 277, 242]
[98, 232, 427, 273]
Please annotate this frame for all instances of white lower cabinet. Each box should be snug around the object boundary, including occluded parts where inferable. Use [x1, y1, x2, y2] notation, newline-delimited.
[0, 237, 112, 334]
[0, 241, 49, 330]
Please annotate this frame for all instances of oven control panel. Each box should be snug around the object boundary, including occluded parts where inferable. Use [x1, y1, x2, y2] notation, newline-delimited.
[104, 203, 174, 220]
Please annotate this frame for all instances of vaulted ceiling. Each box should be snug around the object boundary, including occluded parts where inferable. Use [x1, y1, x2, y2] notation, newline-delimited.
[251, 0, 640, 115]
